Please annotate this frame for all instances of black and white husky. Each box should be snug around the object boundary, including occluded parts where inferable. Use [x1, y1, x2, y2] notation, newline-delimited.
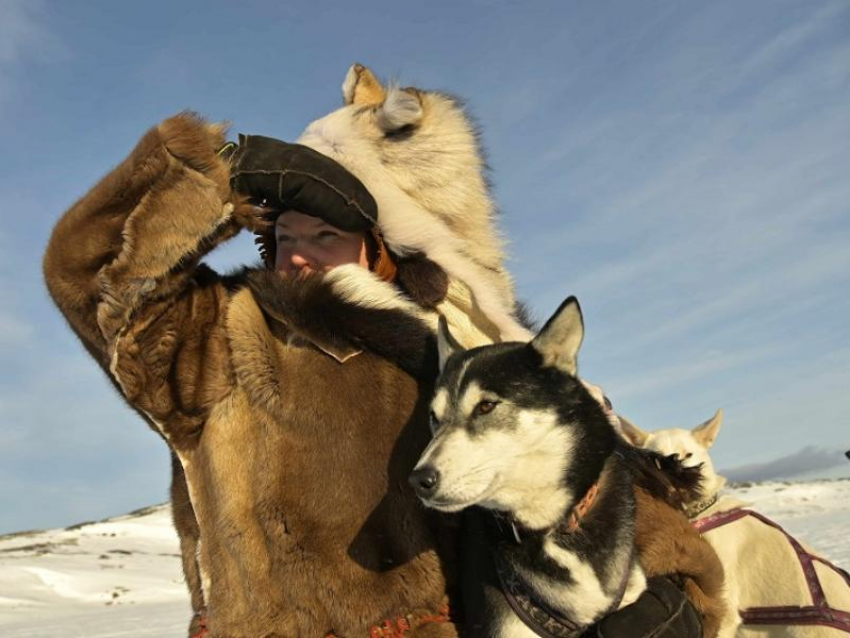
[409, 297, 649, 637]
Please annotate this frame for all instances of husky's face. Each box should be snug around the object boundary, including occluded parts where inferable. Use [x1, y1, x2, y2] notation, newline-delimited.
[620, 411, 725, 496]
[415, 370, 573, 518]
[411, 298, 617, 529]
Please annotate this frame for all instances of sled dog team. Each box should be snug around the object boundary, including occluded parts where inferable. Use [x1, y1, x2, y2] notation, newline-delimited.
[44, 64, 848, 637]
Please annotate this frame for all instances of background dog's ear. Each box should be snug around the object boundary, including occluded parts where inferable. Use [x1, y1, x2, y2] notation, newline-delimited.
[619, 415, 651, 447]
[530, 296, 584, 375]
[376, 86, 423, 133]
[437, 315, 463, 372]
[692, 409, 723, 449]
[342, 64, 386, 106]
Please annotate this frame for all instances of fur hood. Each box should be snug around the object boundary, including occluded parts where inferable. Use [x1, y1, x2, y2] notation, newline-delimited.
[296, 65, 532, 345]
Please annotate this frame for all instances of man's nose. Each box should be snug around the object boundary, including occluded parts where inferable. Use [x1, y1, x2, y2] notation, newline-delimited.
[289, 248, 315, 271]
[290, 252, 309, 266]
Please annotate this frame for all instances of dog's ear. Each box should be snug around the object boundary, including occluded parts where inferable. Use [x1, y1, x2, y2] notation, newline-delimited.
[619, 415, 651, 447]
[342, 64, 386, 106]
[437, 315, 463, 372]
[530, 296, 584, 375]
[692, 409, 723, 449]
[376, 86, 423, 133]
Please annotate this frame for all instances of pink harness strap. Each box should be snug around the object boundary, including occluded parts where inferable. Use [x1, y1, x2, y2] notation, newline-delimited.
[693, 508, 850, 632]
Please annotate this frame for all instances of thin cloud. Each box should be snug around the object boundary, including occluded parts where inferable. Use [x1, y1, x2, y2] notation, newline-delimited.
[723, 446, 849, 483]
[0, 310, 33, 347]
[0, 0, 54, 112]
[604, 345, 776, 401]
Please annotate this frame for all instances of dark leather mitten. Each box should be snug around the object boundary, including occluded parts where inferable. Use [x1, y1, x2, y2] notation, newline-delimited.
[581, 577, 702, 638]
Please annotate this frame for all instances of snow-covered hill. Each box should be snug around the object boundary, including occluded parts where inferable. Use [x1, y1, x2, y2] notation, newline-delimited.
[1, 480, 848, 637]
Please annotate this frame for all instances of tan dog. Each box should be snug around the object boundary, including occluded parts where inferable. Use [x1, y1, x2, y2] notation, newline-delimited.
[622, 412, 850, 637]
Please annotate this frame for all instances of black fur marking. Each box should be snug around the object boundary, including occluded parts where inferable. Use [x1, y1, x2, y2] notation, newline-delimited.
[383, 123, 418, 141]
[618, 446, 704, 509]
[513, 300, 539, 332]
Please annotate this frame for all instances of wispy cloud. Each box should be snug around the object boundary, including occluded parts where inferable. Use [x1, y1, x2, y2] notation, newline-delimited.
[603, 345, 776, 401]
[0, 310, 33, 347]
[498, 4, 850, 434]
[723, 446, 849, 483]
[0, 0, 55, 116]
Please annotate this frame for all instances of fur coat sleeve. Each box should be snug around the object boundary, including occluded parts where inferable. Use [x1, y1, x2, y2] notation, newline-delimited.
[43, 113, 254, 450]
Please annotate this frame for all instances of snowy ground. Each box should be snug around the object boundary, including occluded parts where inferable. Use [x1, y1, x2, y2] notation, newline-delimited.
[0, 505, 190, 637]
[1, 479, 848, 637]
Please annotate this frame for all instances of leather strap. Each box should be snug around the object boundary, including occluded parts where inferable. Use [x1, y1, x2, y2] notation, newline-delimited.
[693, 507, 850, 631]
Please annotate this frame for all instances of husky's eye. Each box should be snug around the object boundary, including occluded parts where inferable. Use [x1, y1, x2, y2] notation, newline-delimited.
[473, 400, 498, 417]
[429, 410, 440, 433]
[684, 453, 694, 460]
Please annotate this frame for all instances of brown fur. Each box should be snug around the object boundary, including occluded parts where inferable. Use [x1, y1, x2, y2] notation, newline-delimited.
[623, 447, 726, 637]
[43, 113, 460, 637]
[170, 456, 205, 631]
[43, 112, 230, 635]
[634, 487, 727, 638]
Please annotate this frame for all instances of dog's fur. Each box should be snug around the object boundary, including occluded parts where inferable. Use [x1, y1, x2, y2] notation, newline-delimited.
[622, 413, 850, 637]
[297, 64, 531, 345]
[411, 298, 725, 637]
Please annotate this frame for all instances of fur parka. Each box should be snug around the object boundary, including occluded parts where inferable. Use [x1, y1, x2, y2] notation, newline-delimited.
[43, 113, 463, 637]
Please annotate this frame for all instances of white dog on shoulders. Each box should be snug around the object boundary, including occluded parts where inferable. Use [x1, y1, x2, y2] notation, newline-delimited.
[621, 410, 850, 637]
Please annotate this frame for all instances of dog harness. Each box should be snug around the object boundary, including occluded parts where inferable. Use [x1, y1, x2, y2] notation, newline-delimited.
[694, 507, 850, 632]
[493, 482, 637, 638]
[494, 545, 636, 638]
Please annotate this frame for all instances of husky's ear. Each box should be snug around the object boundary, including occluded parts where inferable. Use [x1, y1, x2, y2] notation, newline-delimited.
[342, 64, 386, 106]
[530, 296, 584, 375]
[376, 86, 423, 133]
[619, 415, 651, 447]
[437, 315, 463, 372]
[692, 409, 723, 449]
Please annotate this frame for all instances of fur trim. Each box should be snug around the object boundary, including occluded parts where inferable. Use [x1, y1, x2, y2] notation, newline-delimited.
[436, 279, 531, 348]
[246, 268, 438, 380]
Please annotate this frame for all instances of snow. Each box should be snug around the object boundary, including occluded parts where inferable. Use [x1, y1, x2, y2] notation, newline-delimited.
[1, 480, 848, 637]
[0, 505, 190, 637]
[730, 479, 850, 569]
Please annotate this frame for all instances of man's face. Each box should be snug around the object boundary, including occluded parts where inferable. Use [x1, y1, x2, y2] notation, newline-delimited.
[274, 211, 369, 275]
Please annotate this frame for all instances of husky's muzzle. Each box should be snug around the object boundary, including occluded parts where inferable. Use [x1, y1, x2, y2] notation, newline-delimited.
[408, 465, 440, 499]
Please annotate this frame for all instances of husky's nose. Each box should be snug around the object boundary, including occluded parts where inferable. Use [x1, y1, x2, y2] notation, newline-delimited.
[409, 466, 440, 498]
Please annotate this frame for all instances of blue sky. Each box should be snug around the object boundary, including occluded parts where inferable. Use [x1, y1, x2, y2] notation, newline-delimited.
[1, 0, 847, 533]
